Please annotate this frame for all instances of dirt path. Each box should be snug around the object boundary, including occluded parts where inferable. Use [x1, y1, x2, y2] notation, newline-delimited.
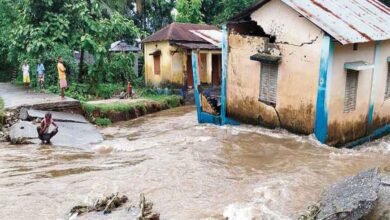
[0, 82, 79, 111]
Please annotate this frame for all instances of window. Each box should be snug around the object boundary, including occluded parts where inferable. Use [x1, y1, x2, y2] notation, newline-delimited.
[353, 43, 358, 51]
[344, 70, 358, 113]
[386, 63, 390, 100]
[259, 62, 278, 106]
[153, 54, 161, 75]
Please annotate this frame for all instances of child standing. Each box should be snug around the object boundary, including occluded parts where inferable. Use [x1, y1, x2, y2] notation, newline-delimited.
[37, 59, 45, 88]
[22, 60, 30, 89]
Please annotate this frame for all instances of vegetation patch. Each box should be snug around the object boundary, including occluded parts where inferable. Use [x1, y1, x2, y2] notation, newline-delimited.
[95, 117, 112, 126]
[82, 95, 183, 125]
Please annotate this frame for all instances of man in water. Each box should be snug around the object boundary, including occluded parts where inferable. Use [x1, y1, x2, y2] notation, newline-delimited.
[57, 56, 67, 99]
[37, 113, 59, 144]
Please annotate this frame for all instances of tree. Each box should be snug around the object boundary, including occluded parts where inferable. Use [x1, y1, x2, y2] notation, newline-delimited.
[201, 0, 223, 24]
[100, 0, 175, 33]
[0, 0, 141, 87]
[175, 0, 204, 23]
[379, 0, 390, 6]
[213, 0, 256, 24]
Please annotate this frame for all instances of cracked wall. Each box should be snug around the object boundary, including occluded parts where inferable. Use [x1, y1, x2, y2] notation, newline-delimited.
[226, 0, 323, 135]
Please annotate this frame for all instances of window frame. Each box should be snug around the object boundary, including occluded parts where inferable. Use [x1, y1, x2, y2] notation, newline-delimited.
[258, 61, 279, 107]
[344, 69, 359, 113]
[153, 54, 161, 75]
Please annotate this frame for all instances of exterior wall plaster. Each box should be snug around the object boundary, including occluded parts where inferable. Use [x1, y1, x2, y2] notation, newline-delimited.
[227, 0, 324, 134]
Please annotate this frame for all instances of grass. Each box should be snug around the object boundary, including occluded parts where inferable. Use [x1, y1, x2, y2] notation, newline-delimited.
[81, 95, 183, 125]
[95, 117, 112, 126]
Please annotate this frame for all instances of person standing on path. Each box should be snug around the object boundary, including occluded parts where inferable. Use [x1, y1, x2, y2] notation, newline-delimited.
[57, 56, 67, 99]
[22, 60, 30, 89]
[37, 59, 45, 88]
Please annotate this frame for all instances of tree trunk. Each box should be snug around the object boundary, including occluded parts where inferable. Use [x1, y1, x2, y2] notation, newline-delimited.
[78, 48, 85, 83]
[136, 0, 143, 14]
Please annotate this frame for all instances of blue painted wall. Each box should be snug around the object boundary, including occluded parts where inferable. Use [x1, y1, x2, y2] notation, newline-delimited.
[368, 41, 381, 127]
[221, 25, 228, 124]
[314, 35, 334, 144]
[192, 51, 202, 123]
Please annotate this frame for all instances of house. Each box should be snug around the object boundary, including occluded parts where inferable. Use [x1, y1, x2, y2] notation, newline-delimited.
[192, 0, 390, 147]
[109, 40, 142, 76]
[142, 23, 223, 89]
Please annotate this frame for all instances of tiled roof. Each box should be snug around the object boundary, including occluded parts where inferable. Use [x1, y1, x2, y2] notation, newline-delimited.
[142, 22, 220, 43]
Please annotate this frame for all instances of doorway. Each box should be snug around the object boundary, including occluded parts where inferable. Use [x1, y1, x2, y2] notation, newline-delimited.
[212, 54, 221, 87]
[186, 55, 194, 88]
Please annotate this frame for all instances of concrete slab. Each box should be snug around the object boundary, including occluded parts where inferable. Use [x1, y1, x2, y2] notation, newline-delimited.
[317, 168, 380, 220]
[27, 109, 88, 123]
[9, 121, 38, 143]
[0, 82, 80, 111]
[50, 122, 103, 148]
[9, 121, 103, 148]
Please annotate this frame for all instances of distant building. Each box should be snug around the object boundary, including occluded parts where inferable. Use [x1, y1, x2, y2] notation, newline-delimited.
[193, 0, 390, 147]
[109, 40, 142, 77]
[142, 23, 222, 88]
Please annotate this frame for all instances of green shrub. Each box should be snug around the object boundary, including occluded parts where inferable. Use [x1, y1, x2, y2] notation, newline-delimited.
[96, 83, 125, 99]
[95, 117, 112, 126]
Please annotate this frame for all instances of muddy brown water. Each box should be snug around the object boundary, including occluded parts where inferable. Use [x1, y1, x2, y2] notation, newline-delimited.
[0, 106, 389, 220]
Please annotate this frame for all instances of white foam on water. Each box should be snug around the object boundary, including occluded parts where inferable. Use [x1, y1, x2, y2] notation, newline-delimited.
[223, 176, 297, 220]
[223, 203, 255, 220]
[356, 137, 390, 154]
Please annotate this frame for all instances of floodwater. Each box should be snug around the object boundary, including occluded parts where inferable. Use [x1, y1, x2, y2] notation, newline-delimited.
[0, 106, 389, 220]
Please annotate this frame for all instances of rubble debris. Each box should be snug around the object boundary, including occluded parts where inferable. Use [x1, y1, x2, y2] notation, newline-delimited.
[137, 193, 160, 220]
[69, 193, 128, 217]
[299, 168, 390, 220]
[298, 205, 320, 220]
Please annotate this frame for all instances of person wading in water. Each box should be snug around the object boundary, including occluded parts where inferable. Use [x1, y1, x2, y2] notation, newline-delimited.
[37, 113, 59, 144]
[57, 56, 67, 99]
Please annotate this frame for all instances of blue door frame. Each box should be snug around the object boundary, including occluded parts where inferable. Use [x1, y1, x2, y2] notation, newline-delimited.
[191, 25, 239, 126]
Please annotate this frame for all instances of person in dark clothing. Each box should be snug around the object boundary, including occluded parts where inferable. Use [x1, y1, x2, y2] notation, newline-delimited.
[37, 113, 58, 144]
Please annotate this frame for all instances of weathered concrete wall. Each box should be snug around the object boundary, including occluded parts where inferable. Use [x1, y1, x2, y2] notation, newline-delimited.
[370, 40, 390, 131]
[171, 51, 185, 86]
[326, 40, 390, 146]
[144, 41, 173, 87]
[226, 0, 324, 134]
[199, 53, 209, 84]
[327, 42, 375, 146]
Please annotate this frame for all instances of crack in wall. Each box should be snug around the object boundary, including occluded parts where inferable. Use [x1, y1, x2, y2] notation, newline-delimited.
[272, 106, 282, 127]
[275, 35, 320, 47]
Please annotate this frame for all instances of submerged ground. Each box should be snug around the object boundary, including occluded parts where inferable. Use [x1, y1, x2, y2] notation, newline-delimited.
[0, 106, 389, 220]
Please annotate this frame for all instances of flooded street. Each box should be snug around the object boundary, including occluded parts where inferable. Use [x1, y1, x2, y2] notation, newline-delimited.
[0, 106, 390, 220]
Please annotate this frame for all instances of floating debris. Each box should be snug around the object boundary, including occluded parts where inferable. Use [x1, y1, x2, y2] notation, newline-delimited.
[69, 193, 128, 217]
[137, 193, 160, 220]
[298, 205, 320, 220]
[68, 193, 160, 220]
